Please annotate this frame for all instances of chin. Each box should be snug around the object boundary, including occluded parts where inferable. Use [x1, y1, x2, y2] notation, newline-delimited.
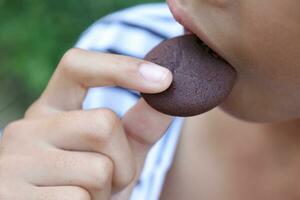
[219, 104, 271, 123]
[219, 98, 300, 124]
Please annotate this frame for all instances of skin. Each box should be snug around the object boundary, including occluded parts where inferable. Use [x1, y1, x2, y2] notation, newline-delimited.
[167, 0, 300, 122]
[161, 109, 300, 200]
[0, 49, 173, 199]
[160, 0, 300, 199]
[1, 0, 300, 199]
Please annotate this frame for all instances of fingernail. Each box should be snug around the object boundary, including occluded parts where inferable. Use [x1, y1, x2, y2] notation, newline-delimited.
[139, 63, 169, 83]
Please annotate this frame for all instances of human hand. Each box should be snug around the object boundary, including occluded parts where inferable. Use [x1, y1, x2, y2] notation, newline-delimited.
[0, 49, 173, 199]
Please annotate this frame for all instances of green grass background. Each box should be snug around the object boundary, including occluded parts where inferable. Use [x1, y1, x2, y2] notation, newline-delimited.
[0, 0, 163, 127]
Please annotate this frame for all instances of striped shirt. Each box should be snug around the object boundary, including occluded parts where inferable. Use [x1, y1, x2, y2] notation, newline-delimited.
[76, 3, 184, 200]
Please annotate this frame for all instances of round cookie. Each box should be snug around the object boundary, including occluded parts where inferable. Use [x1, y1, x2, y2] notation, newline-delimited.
[141, 34, 237, 117]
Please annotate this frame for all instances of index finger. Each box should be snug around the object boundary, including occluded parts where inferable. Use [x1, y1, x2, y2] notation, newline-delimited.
[26, 48, 172, 117]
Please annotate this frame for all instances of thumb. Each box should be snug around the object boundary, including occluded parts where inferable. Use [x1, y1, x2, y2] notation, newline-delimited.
[122, 98, 173, 173]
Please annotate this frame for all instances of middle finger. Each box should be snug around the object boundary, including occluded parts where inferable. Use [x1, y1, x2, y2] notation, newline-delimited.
[26, 109, 135, 191]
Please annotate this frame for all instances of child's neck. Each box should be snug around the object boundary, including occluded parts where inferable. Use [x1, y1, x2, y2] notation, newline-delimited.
[183, 107, 300, 171]
[161, 108, 300, 200]
[188, 107, 300, 153]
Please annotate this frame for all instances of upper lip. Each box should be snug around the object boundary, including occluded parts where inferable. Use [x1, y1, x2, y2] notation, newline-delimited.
[167, 0, 228, 62]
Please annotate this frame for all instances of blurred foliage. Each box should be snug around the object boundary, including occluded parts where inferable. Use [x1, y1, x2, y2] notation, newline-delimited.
[0, 0, 163, 126]
[0, 0, 162, 99]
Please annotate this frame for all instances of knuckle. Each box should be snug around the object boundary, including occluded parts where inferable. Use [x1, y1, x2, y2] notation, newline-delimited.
[85, 109, 120, 142]
[62, 48, 80, 64]
[100, 109, 119, 124]
[98, 109, 119, 137]
[2, 121, 24, 143]
[59, 48, 81, 75]
[90, 156, 113, 190]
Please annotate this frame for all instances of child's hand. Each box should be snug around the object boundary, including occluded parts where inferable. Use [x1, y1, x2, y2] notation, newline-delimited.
[0, 48, 173, 199]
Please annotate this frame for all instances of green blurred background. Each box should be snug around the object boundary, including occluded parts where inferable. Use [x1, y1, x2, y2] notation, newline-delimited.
[0, 0, 163, 128]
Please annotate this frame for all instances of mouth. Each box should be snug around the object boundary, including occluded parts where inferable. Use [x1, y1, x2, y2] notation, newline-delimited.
[167, 0, 228, 63]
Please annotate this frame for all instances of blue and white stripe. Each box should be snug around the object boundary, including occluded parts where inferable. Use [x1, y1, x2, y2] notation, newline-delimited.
[78, 3, 184, 200]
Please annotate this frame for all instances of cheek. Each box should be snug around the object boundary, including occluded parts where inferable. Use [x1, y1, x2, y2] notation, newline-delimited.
[236, 0, 300, 69]
[207, 0, 230, 8]
[177, 0, 300, 121]
[219, 0, 300, 122]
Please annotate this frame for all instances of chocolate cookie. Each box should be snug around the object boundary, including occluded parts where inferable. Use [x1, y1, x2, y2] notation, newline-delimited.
[141, 34, 236, 117]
